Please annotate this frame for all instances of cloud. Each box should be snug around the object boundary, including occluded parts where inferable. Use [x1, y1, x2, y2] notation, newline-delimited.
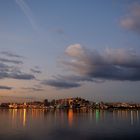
[0, 51, 35, 80]
[43, 44, 140, 89]
[15, 0, 38, 30]
[9, 72, 35, 80]
[42, 79, 81, 89]
[0, 61, 35, 80]
[0, 51, 23, 65]
[0, 69, 35, 80]
[121, 3, 140, 34]
[63, 44, 140, 81]
[0, 51, 23, 58]
[0, 51, 23, 64]
[22, 87, 44, 91]
[0, 58, 23, 64]
[53, 74, 104, 83]
[30, 67, 42, 74]
[0, 85, 13, 90]
[0, 63, 12, 72]
[0, 49, 39, 81]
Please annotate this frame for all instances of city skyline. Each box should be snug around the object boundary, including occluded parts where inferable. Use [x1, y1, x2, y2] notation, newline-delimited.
[0, 0, 140, 102]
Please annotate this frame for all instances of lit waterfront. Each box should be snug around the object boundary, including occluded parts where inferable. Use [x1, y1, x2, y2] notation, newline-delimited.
[0, 109, 140, 140]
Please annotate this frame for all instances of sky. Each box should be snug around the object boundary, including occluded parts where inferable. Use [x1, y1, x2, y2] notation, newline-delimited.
[0, 0, 140, 102]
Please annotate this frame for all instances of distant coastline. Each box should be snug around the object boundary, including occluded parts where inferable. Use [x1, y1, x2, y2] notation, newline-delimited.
[0, 97, 140, 110]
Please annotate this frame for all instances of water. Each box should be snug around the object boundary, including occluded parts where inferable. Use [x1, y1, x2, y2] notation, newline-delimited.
[0, 109, 140, 140]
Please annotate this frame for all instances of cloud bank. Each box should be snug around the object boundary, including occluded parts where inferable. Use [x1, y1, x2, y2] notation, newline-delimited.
[43, 44, 140, 89]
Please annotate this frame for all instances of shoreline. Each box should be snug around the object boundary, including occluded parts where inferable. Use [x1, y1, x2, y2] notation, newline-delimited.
[0, 107, 140, 111]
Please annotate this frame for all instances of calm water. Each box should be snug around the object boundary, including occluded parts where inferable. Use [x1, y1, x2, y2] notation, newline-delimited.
[0, 109, 140, 140]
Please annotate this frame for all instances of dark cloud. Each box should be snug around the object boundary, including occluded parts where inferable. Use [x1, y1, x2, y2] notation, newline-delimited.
[0, 51, 23, 64]
[62, 44, 140, 81]
[22, 87, 44, 91]
[0, 71, 35, 80]
[53, 75, 104, 83]
[0, 62, 35, 80]
[43, 44, 140, 89]
[0, 85, 13, 90]
[42, 79, 81, 89]
[121, 3, 140, 34]
[30, 68, 42, 74]
[0, 50, 39, 81]
[9, 72, 35, 80]
[0, 63, 11, 72]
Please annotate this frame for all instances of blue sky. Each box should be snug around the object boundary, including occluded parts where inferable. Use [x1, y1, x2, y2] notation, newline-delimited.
[0, 0, 140, 102]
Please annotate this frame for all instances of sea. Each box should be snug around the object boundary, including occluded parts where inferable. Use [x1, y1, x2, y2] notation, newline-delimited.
[0, 109, 140, 140]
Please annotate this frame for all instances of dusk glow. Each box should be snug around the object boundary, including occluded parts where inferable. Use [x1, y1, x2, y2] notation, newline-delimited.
[0, 1, 140, 140]
[0, 0, 140, 102]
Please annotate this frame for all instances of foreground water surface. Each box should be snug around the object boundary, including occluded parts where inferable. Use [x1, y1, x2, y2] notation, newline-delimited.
[0, 109, 140, 140]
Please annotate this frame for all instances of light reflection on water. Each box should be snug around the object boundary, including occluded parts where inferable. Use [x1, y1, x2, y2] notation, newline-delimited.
[68, 109, 73, 127]
[0, 109, 140, 140]
[23, 109, 26, 126]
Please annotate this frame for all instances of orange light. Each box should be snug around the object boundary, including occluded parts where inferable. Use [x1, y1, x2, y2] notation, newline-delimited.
[23, 109, 26, 127]
[68, 109, 73, 127]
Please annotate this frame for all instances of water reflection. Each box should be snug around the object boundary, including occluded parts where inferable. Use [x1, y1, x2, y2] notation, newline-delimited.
[0, 109, 140, 140]
[95, 109, 99, 123]
[111, 110, 140, 126]
[0, 109, 140, 128]
[137, 110, 139, 123]
[23, 109, 26, 126]
[68, 109, 73, 127]
[131, 111, 134, 125]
